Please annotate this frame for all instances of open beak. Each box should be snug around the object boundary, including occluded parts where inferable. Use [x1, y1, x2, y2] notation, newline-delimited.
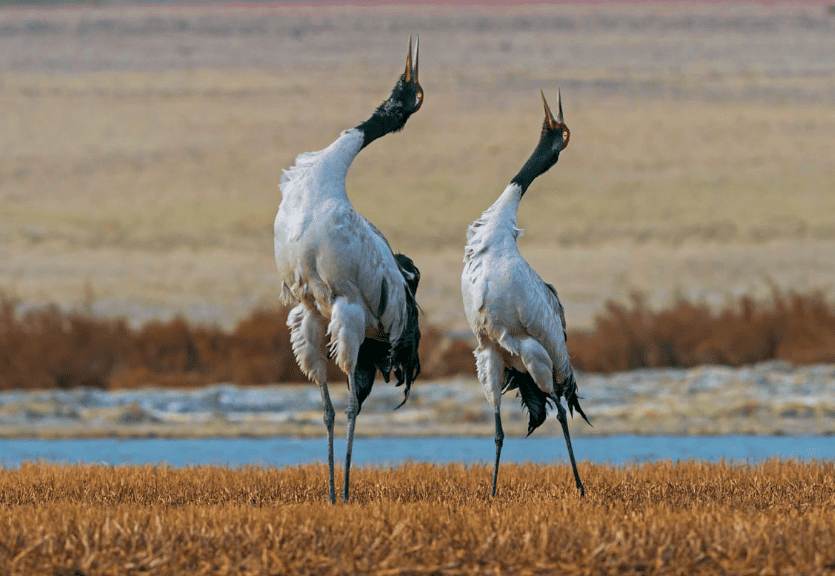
[541, 89, 559, 130]
[405, 35, 423, 109]
[405, 35, 419, 84]
[414, 35, 419, 85]
[541, 89, 569, 147]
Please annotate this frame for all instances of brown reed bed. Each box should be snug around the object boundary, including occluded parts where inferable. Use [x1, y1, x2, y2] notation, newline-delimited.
[1, 289, 833, 391]
[0, 461, 832, 575]
[570, 289, 835, 372]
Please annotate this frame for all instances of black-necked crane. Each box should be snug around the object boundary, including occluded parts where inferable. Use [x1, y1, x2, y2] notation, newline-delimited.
[274, 38, 423, 503]
[461, 90, 590, 497]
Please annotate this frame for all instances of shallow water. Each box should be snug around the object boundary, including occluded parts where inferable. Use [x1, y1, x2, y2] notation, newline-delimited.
[0, 436, 831, 468]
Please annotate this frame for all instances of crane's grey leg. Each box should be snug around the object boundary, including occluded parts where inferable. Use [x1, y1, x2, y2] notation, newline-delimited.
[318, 382, 336, 504]
[515, 337, 585, 494]
[492, 408, 504, 497]
[326, 296, 364, 504]
[343, 378, 359, 502]
[475, 345, 504, 497]
[556, 399, 585, 496]
[287, 304, 334, 503]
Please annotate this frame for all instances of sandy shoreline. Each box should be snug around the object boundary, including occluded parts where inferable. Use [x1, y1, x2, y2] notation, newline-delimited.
[1, 362, 831, 438]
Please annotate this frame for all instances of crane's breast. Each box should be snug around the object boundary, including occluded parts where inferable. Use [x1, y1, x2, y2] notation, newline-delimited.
[273, 205, 345, 309]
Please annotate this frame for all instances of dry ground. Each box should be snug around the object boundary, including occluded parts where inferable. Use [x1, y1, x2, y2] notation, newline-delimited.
[0, 461, 832, 575]
[1, 3, 834, 328]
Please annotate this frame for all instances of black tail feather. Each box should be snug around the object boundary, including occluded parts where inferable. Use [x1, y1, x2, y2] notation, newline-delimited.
[562, 371, 592, 426]
[503, 368, 554, 436]
[353, 338, 390, 412]
[351, 254, 421, 411]
[391, 253, 421, 409]
[499, 367, 592, 433]
[570, 395, 591, 426]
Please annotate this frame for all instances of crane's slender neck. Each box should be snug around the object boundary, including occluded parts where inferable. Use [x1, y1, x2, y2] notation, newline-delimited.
[280, 129, 364, 205]
[465, 183, 524, 251]
[510, 133, 559, 195]
[321, 130, 364, 187]
[488, 183, 523, 225]
[356, 98, 411, 149]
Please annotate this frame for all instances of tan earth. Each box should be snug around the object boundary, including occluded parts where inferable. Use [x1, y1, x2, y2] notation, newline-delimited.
[1, 2, 833, 329]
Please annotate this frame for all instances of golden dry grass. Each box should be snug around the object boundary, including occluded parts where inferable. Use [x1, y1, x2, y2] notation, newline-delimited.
[0, 462, 832, 575]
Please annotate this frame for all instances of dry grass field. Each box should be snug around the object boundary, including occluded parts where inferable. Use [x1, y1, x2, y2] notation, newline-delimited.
[1, 2, 834, 329]
[0, 461, 832, 574]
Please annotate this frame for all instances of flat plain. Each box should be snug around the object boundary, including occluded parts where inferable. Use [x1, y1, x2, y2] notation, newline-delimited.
[0, 461, 832, 575]
[1, 2, 834, 329]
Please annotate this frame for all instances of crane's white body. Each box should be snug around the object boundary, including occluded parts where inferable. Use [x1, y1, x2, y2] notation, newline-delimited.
[274, 128, 408, 380]
[460, 90, 584, 497]
[461, 182, 571, 409]
[273, 37, 422, 504]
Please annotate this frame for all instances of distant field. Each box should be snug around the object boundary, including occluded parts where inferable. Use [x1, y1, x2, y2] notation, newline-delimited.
[0, 462, 832, 574]
[1, 3, 834, 328]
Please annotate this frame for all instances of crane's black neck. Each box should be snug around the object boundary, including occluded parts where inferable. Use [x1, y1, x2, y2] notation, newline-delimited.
[510, 133, 560, 196]
[356, 99, 410, 149]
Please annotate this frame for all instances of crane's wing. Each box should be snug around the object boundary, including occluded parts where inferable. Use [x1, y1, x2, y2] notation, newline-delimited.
[543, 280, 568, 344]
[516, 263, 571, 377]
[352, 216, 421, 410]
[363, 218, 394, 252]
[516, 263, 590, 426]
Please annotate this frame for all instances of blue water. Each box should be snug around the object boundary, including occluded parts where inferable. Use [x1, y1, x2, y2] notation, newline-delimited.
[0, 436, 831, 468]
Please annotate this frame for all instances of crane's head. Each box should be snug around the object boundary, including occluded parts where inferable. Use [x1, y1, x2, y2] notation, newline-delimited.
[357, 36, 423, 148]
[389, 35, 424, 116]
[539, 89, 570, 157]
[511, 89, 570, 193]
